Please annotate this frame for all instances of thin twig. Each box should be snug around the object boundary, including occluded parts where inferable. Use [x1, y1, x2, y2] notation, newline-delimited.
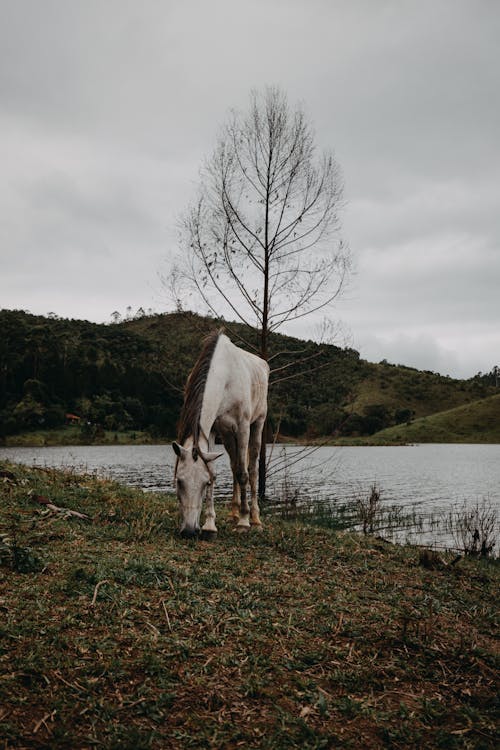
[91, 579, 110, 606]
[161, 599, 173, 631]
[33, 711, 55, 734]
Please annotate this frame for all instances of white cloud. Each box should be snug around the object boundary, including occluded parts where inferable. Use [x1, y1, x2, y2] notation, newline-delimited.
[0, 0, 498, 376]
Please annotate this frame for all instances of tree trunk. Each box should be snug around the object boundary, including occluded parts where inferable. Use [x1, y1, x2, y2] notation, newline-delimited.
[258, 311, 269, 500]
[258, 427, 267, 501]
[258, 175, 271, 500]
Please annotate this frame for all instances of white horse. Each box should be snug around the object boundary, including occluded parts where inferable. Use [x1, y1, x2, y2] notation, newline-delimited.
[173, 330, 269, 538]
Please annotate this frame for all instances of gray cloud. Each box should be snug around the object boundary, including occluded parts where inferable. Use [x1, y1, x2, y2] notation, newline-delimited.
[0, 0, 498, 378]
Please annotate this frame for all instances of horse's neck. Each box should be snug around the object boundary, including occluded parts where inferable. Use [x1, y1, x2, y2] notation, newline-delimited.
[198, 338, 227, 440]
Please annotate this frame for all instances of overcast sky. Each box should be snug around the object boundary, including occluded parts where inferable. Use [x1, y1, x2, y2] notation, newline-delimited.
[1, 0, 498, 378]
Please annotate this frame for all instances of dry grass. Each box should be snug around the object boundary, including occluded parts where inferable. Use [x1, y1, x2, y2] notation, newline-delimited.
[1, 461, 499, 749]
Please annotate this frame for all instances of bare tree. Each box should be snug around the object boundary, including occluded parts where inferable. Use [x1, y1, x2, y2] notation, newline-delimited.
[177, 86, 350, 496]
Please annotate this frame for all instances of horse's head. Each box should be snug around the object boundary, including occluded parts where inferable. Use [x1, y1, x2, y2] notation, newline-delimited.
[172, 442, 222, 538]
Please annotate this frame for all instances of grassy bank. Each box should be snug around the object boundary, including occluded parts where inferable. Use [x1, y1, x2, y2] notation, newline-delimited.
[1, 462, 498, 749]
[3, 425, 160, 447]
[369, 393, 500, 445]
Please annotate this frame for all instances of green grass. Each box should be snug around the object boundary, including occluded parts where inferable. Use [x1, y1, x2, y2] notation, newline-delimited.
[370, 393, 500, 444]
[3, 425, 160, 447]
[348, 361, 491, 419]
[1, 461, 499, 748]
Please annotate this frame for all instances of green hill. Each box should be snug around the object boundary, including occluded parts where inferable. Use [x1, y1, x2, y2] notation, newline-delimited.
[122, 313, 496, 440]
[0, 308, 497, 443]
[370, 393, 500, 444]
[348, 360, 489, 419]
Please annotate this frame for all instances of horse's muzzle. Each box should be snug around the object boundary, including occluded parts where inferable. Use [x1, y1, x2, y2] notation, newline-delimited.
[180, 527, 200, 539]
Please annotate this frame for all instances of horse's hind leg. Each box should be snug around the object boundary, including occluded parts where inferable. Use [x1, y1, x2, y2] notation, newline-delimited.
[248, 418, 264, 530]
[234, 423, 251, 532]
[230, 478, 241, 524]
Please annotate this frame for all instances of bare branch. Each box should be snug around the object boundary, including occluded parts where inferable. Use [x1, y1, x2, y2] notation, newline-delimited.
[270, 349, 324, 376]
[270, 358, 333, 386]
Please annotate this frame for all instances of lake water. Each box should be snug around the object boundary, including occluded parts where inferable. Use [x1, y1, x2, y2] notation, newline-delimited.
[1, 443, 499, 551]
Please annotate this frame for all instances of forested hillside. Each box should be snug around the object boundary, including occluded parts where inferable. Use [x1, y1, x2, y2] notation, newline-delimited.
[0, 309, 496, 442]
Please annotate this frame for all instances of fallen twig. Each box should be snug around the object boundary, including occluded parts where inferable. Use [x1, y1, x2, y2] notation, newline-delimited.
[161, 599, 173, 631]
[33, 711, 55, 735]
[91, 579, 110, 606]
[30, 493, 91, 521]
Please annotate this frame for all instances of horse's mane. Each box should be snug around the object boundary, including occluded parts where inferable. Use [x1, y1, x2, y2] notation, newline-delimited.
[177, 329, 222, 456]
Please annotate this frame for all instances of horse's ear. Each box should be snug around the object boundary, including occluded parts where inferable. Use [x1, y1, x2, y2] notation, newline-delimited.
[199, 449, 224, 463]
[172, 441, 182, 457]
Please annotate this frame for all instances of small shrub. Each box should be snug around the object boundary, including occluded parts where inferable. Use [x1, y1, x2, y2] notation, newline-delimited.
[356, 483, 383, 534]
[445, 499, 498, 557]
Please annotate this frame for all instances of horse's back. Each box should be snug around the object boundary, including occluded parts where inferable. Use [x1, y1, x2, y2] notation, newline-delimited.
[216, 335, 268, 423]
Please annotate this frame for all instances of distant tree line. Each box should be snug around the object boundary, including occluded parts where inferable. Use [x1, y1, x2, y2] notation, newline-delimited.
[471, 367, 500, 388]
[0, 310, 182, 440]
[0, 309, 494, 443]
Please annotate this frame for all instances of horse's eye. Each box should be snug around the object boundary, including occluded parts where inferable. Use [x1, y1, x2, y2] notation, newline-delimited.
[177, 479, 184, 490]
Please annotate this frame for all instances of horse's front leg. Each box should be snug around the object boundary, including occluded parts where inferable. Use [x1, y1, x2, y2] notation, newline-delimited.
[201, 478, 217, 539]
[201, 433, 218, 539]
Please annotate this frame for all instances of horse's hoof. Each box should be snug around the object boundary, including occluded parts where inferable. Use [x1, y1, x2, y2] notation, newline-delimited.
[200, 529, 217, 541]
[251, 524, 264, 532]
[235, 525, 250, 534]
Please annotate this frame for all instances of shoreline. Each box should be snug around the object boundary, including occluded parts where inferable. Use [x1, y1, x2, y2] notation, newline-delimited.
[2, 430, 499, 448]
[1, 460, 498, 749]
